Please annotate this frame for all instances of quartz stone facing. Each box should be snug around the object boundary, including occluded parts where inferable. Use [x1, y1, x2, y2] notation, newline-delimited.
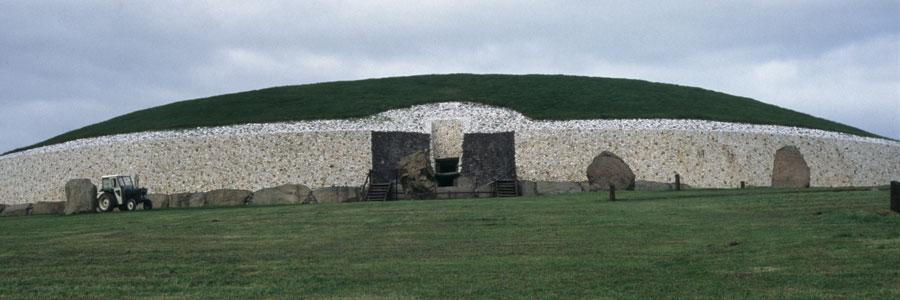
[2, 102, 899, 205]
[431, 119, 464, 160]
[515, 129, 900, 188]
[0, 131, 371, 205]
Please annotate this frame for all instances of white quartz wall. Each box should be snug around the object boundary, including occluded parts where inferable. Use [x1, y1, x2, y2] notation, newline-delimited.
[516, 129, 900, 188]
[2, 102, 898, 205]
[0, 131, 371, 205]
[431, 119, 464, 159]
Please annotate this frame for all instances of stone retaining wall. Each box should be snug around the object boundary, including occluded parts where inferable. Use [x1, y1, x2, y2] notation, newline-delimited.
[516, 129, 900, 188]
[2, 102, 898, 205]
[0, 131, 370, 205]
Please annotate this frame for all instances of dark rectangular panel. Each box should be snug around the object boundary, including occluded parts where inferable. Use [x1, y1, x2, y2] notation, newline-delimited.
[461, 132, 516, 182]
[371, 132, 430, 183]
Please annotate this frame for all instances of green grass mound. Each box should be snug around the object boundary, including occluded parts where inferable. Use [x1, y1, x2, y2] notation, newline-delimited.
[7, 74, 878, 155]
[1, 188, 897, 298]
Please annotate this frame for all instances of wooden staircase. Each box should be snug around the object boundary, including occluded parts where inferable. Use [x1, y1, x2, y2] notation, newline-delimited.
[494, 179, 519, 197]
[364, 183, 391, 201]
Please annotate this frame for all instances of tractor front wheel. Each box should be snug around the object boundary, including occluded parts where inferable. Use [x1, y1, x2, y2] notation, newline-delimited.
[124, 199, 138, 211]
[96, 193, 116, 212]
[143, 200, 153, 210]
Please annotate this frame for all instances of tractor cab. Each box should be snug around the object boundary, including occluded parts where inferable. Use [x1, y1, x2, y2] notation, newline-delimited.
[96, 174, 152, 212]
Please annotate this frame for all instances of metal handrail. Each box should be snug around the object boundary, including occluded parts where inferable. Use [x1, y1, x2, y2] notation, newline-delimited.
[361, 169, 373, 201]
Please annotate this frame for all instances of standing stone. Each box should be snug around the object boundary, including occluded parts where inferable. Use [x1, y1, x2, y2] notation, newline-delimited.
[30, 201, 66, 215]
[586, 151, 635, 191]
[250, 184, 313, 205]
[64, 179, 97, 215]
[771, 146, 810, 188]
[312, 186, 361, 203]
[397, 150, 437, 200]
[890, 181, 899, 213]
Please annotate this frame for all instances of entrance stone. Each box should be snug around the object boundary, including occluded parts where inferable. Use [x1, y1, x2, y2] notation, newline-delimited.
[397, 150, 437, 200]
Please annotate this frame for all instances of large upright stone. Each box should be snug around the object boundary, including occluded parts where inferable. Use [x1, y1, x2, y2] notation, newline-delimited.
[586, 151, 635, 191]
[250, 184, 313, 205]
[64, 179, 97, 215]
[397, 150, 437, 200]
[771, 146, 810, 188]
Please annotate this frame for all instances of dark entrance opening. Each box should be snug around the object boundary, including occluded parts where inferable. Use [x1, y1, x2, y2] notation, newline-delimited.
[435, 157, 460, 187]
[436, 157, 459, 173]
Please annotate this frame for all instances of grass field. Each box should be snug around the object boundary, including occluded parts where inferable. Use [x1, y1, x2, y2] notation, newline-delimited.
[6, 74, 879, 155]
[1, 188, 898, 299]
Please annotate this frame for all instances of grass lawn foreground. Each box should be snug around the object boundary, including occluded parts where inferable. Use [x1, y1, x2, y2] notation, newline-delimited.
[1, 188, 898, 299]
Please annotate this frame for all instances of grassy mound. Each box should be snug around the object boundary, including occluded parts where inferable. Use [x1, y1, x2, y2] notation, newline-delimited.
[0, 188, 897, 298]
[6, 74, 878, 155]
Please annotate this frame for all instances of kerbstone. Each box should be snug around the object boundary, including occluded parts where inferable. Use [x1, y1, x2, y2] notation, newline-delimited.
[535, 181, 583, 195]
[251, 184, 312, 205]
[312, 187, 360, 203]
[169, 193, 193, 208]
[1, 203, 32, 217]
[31, 201, 66, 215]
[519, 180, 537, 196]
[147, 194, 170, 209]
[203, 189, 251, 207]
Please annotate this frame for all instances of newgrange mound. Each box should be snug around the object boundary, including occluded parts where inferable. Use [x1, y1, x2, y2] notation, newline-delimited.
[1, 74, 898, 206]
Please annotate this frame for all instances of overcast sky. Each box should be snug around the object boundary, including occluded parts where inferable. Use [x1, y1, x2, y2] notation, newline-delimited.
[1, 1, 897, 153]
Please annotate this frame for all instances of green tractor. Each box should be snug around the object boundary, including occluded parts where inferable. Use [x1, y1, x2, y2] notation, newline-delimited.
[96, 175, 153, 212]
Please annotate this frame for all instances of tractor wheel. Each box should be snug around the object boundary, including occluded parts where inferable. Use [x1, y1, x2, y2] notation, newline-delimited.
[143, 199, 153, 210]
[96, 193, 116, 212]
[124, 199, 138, 211]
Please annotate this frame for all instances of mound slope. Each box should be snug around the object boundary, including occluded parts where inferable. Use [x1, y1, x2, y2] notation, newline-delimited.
[6, 74, 878, 154]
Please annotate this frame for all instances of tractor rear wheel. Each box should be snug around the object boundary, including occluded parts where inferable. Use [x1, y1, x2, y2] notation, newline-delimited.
[143, 200, 153, 210]
[124, 199, 138, 211]
[96, 193, 115, 212]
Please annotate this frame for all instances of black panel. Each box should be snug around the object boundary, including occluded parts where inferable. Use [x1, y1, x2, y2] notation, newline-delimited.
[461, 132, 516, 181]
[371, 132, 430, 183]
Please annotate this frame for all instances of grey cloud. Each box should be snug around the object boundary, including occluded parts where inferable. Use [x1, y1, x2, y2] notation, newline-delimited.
[0, 0, 897, 152]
